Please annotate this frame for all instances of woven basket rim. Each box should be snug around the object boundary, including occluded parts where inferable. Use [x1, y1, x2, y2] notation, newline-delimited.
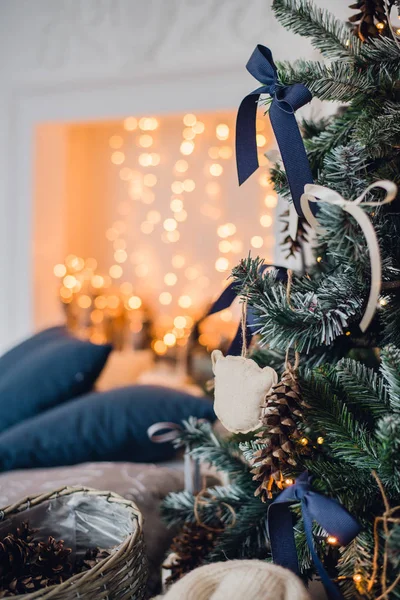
[0, 485, 144, 600]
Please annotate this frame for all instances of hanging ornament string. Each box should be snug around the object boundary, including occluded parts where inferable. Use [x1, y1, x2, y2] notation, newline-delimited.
[241, 298, 249, 358]
[284, 268, 300, 371]
[367, 471, 400, 599]
[301, 180, 398, 332]
[193, 487, 237, 533]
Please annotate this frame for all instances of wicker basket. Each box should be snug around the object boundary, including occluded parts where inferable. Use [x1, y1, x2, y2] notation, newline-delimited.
[0, 486, 148, 599]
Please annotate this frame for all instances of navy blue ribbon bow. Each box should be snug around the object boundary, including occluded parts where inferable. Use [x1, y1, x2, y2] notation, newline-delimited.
[268, 472, 361, 600]
[236, 45, 314, 218]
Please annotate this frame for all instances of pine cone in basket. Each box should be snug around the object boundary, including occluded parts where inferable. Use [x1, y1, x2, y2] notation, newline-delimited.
[75, 547, 111, 573]
[164, 522, 217, 585]
[31, 537, 72, 584]
[0, 533, 32, 581]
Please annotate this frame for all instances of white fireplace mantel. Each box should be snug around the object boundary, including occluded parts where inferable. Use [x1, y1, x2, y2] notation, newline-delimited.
[0, 0, 351, 351]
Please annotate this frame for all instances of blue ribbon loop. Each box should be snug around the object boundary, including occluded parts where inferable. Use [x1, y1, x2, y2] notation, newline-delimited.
[268, 472, 361, 600]
[236, 45, 314, 218]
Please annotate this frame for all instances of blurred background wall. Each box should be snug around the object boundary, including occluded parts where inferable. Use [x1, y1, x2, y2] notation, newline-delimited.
[0, 0, 352, 352]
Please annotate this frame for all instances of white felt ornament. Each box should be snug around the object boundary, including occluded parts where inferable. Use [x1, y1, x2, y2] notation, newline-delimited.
[211, 349, 278, 433]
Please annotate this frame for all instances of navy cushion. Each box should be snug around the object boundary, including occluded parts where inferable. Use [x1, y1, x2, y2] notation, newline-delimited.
[0, 385, 216, 470]
[0, 326, 67, 373]
[0, 336, 112, 433]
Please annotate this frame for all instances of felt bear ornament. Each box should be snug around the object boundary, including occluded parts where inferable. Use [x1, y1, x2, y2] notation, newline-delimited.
[211, 349, 278, 434]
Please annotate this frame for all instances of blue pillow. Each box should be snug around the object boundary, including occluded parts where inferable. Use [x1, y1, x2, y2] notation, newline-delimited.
[0, 326, 67, 374]
[0, 336, 112, 433]
[0, 385, 216, 470]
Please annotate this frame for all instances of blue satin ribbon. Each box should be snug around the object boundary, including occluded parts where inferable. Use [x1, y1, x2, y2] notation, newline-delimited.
[236, 45, 314, 218]
[192, 265, 287, 356]
[268, 472, 361, 600]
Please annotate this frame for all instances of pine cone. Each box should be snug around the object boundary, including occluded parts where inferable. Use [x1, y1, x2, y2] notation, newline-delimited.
[164, 522, 217, 585]
[349, 0, 394, 40]
[0, 533, 32, 581]
[31, 537, 72, 584]
[250, 366, 310, 502]
[75, 547, 110, 573]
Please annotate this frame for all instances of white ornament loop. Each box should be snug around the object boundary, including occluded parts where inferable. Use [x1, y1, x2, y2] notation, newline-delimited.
[301, 180, 398, 333]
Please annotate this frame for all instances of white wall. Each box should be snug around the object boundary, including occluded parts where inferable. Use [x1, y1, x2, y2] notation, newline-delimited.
[0, 0, 352, 350]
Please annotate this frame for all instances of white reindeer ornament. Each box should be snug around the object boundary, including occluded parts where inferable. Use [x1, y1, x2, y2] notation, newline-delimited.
[211, 349, 278, 434]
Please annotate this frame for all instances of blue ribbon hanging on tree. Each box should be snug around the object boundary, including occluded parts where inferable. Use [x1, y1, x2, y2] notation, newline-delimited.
[236, 45, 314, 218]
[267, 472, 361, 600]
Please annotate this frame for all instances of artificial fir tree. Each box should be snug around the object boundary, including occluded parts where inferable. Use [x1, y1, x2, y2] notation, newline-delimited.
[162, 0, 400, 598]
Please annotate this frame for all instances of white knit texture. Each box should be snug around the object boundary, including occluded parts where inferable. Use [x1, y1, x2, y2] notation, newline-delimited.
[161, 560, 312, 600]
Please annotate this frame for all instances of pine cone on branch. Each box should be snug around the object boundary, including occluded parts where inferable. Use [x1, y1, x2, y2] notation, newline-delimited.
[349, 0, 395, 40]
[164, 522, 217, 585]
[250, 365, 310, 502]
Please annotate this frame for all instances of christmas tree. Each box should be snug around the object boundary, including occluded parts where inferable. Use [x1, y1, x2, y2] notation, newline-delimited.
[161, 1, 400, 598]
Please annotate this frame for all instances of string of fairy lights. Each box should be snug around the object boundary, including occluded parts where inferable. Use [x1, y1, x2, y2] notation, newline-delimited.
[54, 112, 277, 354]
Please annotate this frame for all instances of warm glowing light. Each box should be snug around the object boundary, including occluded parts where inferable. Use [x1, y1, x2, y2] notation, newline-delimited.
[139, 134, 153, 148]
[396, 27, 400, 35]
[379, 298, 388, 306]
[285, 478, 294, 486]
[164, 272, 178, 286]
[135, 264, 149, 277]
[264, 194, 278, 208]
[327, 536, 338, 545]
[120, 282, 133, 295]
[185, 267, 199, 280]
[260, 214, 273, 228]
[114, 249, 127, 263]
[128, 296, 142, 309]
[256, 134, 267, 147]
[180, 141, 194, 155]
[109, 265, 123, 279]
[217, 223, 236, 238]
[174, 316, 187, 329]
[164, 332, 177, 347]
[175, 210, 187, 223]
[159, 292, 172, 305]
[60, 287, 72, 299]
[163, 218, 177, 232]
[219, 146, 233, 159]
[209, 163, 223, 177]
[345, 330, 351, 336]
[219, 240, 232, 253]
[63, 275, 77, 289]
[183, 178, 195, 192]
[183, 127, 196, 140]
[178, 295, 192, 308]
[124, 117, 137, 131]
[150, 153, 160, 165]
[300, 437, 309, 446]
[183, 113, 197, 127]
[119, 167, 133, 181]
[142, 190, 155, 204]
[231, 240, 243, 254]
[317, 436, 324, 445]
[91, 275, 105, 288]
[147, 210, 161, 224]
[208, 147, 220, 159]
[170, 198, 184, 213]
[143, 173, 157, 187]
[316, 256, 323, 263]
[172, 255, 185, 268]
[139, 153, 152, 167]
[95, 296, 107, 309]
[166, 230, 180, 242]
[139, 117, 159, 131]
[251, 236, 263, 249]
[216, 123, 229, 140]
[91, 310, 104, 324]
[220, 309, 232, 322]
[205, 181, 220, 196]
[175, 159, 188, 173]
[376, 21, 385, 30]
[111, 151, 125, 165]
[154, 340, 167, 355]
[78, 295, 92, 309]
[171, 181, 184, 194]
[54, 264, 67, 277]
[215, 257, 229, 272]
[109, 135, 123, 149]
[256, 118, 265, 132]
[66, 254, 84, 270]
[259, 173, 270, 187]
[140, 221, 154, 234]
[192, 121, 205, 134]
[353, 574, 363, 583]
